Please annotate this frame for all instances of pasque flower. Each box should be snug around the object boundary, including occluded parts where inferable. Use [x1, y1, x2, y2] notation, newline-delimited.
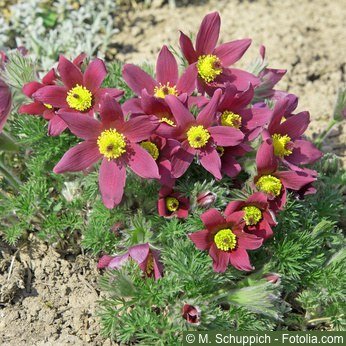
[158, 186, 190, 219]
[262, 97, 322, 171]
[97, 243, 163, 280]
[189, 209, 263, 272]
[182, 304, 201, 325]
[32, 55, 123, 134]
[53, 94, 160, 209]
[254, 138, 316, 210]
[0, 79, 12, 132]
[179, 12, 258, 94]
[165, 89, 244, 180]
[225, 192, 276, 239]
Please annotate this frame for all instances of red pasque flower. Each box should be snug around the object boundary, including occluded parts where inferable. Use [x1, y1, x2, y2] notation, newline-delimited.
[0, 79, 12, 132]
[189, 209, 263, 272]
[53, 94, 159, 209]
[179, 12, 258, 95]
[225, 192, 276, 240]
[254, 138, 316, 210]
[32, 55, 123, 134]
[97, 243, 163, 280]
[158, 186, 189, 219]
[182, 304, 201, 325]
[262, 97, 322, 171]
[165, 89, 244, 180]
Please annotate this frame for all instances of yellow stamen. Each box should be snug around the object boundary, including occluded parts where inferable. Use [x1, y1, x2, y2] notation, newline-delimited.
[272, 134, 293, 157]
[221, 111, 242, 129]
[243, 206, 262, 226]
[140, 141, 159, 160]
[214, 229, 237, 251]
[216, 146, 225, 157]
[166, 197, 179, 212]
[97, 129, 126, 160]
[197, 54, 222, 83]
[66, 84, 93, 111]
[256, 175, 282, 196]
[159, 117, 176, 127]
[154, 83, 178, 98]
[187, 125, 210, 148]
[146, 253, 154, 275]
[44, 103, 53, 109]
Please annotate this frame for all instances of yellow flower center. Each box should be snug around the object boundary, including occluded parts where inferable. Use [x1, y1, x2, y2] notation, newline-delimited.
[187, 125, 210, 148]
[214, 228, 237, 251]
[197, 54, 222, 83]
[166, 197, 179, 212]
[44, 103, 53, 109]
[216, 146, 225, 157]
[140, 141, 159, 160]
[243, 206, 262, 226]
[272, 134, 293, 157]
[66, 84, 93, 111]
[221, 111, 242, 129]
[154, 83, 178, 98]
[146, 253, 154, 275]
[256, 175, 282, 197]
[97, 129, 126, 160]
[159, 117, 176, 127]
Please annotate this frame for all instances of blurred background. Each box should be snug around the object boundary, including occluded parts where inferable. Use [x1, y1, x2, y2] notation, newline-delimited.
[0, 0, 345, 157]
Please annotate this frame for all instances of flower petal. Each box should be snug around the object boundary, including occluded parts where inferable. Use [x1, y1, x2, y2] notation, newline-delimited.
[221, 152, 241, 178]
[189, 229, 211, 250]
[237, 233, 263, 250]
[48, 114, 68, 136]
[129, 243, 150, 264]
[165, 95, 195, 129]
[19, 102, 46, 115]
[209, 126, 244, 146]
[120, 116, 157, 142]
[127, 143, 160, 179]
[196, 12, 221, 55]
[209, 243, 230, 273]
[177, 64, 197, 95]
[122, 64, 157, 95]
[276, 170, 316, 191]
[33, 85, 68, 108]
[22, 81, 43, 97]
[199, 146, 222, 180]
[99, 158, 126, 209]
[200, 208, 226, 230]
[53, 141, 100, 173]
[197, 88, 222, 127]
[99, 93, 124, 125]
[224, 201, 243, 217]
[171, 140, 195, 178]
[228, 68, 260, 90]
[214, 39, 251, 66]
[156, 45, 178, 86]
[277, 111, 310, 139]
[287, 139, 322, 165]
[256, 139, 278, 175]
[58, 55, 83, 89]
[83, 58, 107, 93]
[108, 252, 130, 269]
[229, 248, 253, 271]
[179, 31, 197, 64]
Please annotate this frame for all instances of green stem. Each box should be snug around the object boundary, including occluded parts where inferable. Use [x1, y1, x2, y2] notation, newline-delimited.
[315, 119, 338, 149]
[0, 161, 21, 189]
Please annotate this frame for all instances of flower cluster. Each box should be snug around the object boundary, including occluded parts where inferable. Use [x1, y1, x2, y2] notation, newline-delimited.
[19, 12, 322, 275]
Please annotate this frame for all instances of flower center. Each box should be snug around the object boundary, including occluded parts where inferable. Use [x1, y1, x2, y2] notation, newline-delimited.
[146, 253, 154, 275]
[256, 175, 282, 197]
[243, 206, 262, 226]
[214, 228, 237, 251]
[66, 84, 93, 111]
[216, 146, 225, 157]
[221, 111, 242, 129]
[272, 134, 293, 157]
[197, 55, 222, 83]
[166, 197, 179, 212]
[140, 141, 159, 160]
[97, 129, 126, 160]
[187, 125, 210, 148]
[44, 103, 53, 109]
[154, 83, 178, 98]
[159, 117, 176, 127]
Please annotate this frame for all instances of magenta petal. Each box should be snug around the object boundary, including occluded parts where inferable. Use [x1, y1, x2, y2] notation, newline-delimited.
[158, 160, 175, 188]
[99, 158, 126, 209]
[277, 111, 310, 139]
[54, 141, 101, 173]
[209, 243, 230, 273]
[179, 31, 197, 64]
[229, 248, 253, 271]
[122, 64, 157, 95]
[196, 12, 221, 55]
[97, 255, 114, 269]
[209, 126, 244, 146]
[48, 115, 68, 136]
[201, 208, 226, 230]
[83, 58, 107, 93]
[228, 68, 260, 90]
[58, 110, 101, 139]
[189, 229, 212, 250]
[171, 141, 195, 178]
[288, 139, 322, 165]
[267, 97, 289, 134]
[256, 139, 278, 175]
[108, 252, 130, 269]
[214, 39, 251, 66]
[122, 98, 144, 116]
[42, 68, 56, 85]
[225, 211, 245, 226]
[156, 45, 178, 86]
[22, 81, 43, 97]
[100, 93, 124, 125]
[177, 64, 197, 95]
[0, 79, 11, 132]
[237, 233, 263, 250]
[224, 201, 243, 217]
[276, 171, 315, 191]
[199, 147, 222, 180]
[58, 55, 83, 89]
[221, 154, 241, 178]
[33, 85, 68, 108]
[19, 102, 46, 115]
[197, 88, 222, 127]
[165, 95, 195, 129]
[246, 192, 268, 209]
[121, 116, 157, 142]
[127, 143, 160, 179]
[129, 243, 150, 264]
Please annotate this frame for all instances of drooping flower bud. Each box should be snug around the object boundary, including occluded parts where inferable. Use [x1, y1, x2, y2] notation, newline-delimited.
[182, 304, 201, 325]
[196, 191, 216, 208]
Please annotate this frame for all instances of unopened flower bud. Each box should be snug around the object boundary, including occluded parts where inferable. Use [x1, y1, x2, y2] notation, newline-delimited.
[263, 272, 281, 284]
[182, 304, 201, 325]
[196, 191, 216, 208]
